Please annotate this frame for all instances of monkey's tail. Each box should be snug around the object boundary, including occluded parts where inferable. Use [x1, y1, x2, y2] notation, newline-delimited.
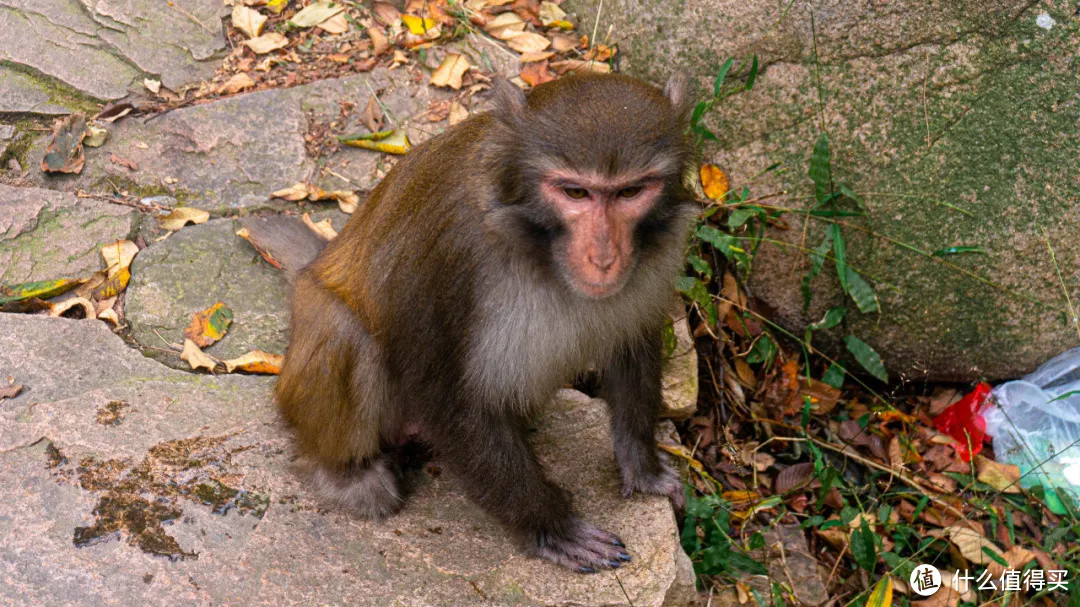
[238, 215, 330, 277]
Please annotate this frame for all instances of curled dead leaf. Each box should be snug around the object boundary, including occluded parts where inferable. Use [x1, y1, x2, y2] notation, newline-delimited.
[520, 61, 555, 87]
[41, 113, 87, 174]
[430, 53, 470, 89]
[157, 207, 210, 231]
[222, 350, 283, 374]
[448, 101, 468, 126]
[91, 267, 130, 300]
[302, 213, 338, 241]
[101, 240, 139, 278]
[180, 339, 219, 373]
[368, 26, 390, 55]
[549, 59, 610, 75]
[50, 297, 95, 318]
[338, 129, 411, 155]
[246, 32, 289, 54]
[232, 5, 267, 37]
[218, 72, 256, 95]
[84, 123, 108, 147]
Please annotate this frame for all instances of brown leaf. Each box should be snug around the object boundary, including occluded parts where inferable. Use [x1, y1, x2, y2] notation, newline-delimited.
[302, 213, 338, 241]
[985, 545, 1035, 579]
[361, 95, 384, 132]
[183, 302, 234, 348]
[520, 60, 555, 87]
[49, 296, 96, 318]
[246, 32, 289, 54]
[938, 525, 1005, 565]
[504, 31, 550, 54]
[41, 113, 87, 174]
[317, 12, 349, 34]
[180, 339, 219, 373]
[218, 72, 256, 95]
[888, 436, 904, 471]
[95, 102, 134, 123]
[372, 1, 401, 26]
[448, 101, 468, 125]
[796, 377, 840, 415]
[430, 53, 470, 89]
[519, 51, 555, 63]
[0, 384, 23, 400]
[222, 350, 283, 374]
[549, 59, 610, 74]
[108, 153, 138, 172]
[550, 33, 579, 52]
[774, 462, 816, 494]
[157, 207, 210, 231]
[975, 455, 1021, 493]
[484, 12, 526, 39]
[425, 99, 452, 122]
[368, 26, 390, 55]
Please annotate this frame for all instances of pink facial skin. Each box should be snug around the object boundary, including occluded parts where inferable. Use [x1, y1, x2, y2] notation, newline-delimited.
[540, 171, 665, 299]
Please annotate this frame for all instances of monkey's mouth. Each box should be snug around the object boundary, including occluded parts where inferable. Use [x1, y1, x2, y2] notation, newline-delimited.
[573, 278, 626, 300]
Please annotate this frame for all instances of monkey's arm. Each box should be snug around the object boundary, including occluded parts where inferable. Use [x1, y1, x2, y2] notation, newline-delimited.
[598, 327, 685, 509]
[425, 402, 631, 572]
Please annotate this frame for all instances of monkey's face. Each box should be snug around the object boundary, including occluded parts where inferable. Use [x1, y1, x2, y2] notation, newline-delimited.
[540, 171, 666, 299]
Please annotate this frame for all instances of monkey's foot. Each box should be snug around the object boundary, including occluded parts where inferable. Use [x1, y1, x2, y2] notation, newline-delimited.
[619, 455, 686, 510]
[306, 456, 404, 519]
[532, 518, 632, 574]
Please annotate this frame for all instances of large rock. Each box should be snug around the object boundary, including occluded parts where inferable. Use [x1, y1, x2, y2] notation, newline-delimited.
[0, 184, 137, 284]
[0, 0, 226, 113]
[27, 70, 455, 212]
[0, 314, 694, 606]
[566, 0, 1080, 380]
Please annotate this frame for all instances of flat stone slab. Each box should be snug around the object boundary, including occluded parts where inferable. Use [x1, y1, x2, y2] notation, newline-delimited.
[0, 0, 225, 113]
[27, 70, 454, 211]
[0, 314, 693, 606]
[0, 183, 137, 284]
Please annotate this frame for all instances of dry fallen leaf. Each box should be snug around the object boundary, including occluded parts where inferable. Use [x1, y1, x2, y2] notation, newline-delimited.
[484, 12, 526, 39]
[975, 456, 1021, 493]
[361, 95, 383, 132]
[180, 339, 219, 373]
[289, 0, 344, 27]
[520, 61, 555, 87]
[549, 59, 610, 74]
[84, 123, 108, 147]
[938, 525, 1005, 565]
[232, 4, 267, 37]
[101, 239, 139, 277]
[246, 32, 289, 54]
[504, 31, 550, 54]
[401, 14, 437, 35]
[0, 384, 23, 400]
[368, 26, 390, 55]
[222, 350, 283, 374]
[302, 213, 338, 240]
[985, 545, 1035, 579]
[41, 113, 87, 174]
[143, 78, 162, 94]
[372, 1, 401, 26]
[550, 33, 578, 52]
[317, 12, 349, 34]
[157, 207, 211, 231]
[700, 164, 729, 200]
[109, 153, 138, 171]
[91, 267, 130, 300]
[430, 53, 470, 89]
[49, 297, 95, 318]
[519, 50, 555, 63]
[184, 302, 234, 348]
[448, 101, 468, 125]
[538, 1, 566, 26]
[270, 182, 310, 201]
[218, 72, 256, 95]
[339, 129, 411, 155]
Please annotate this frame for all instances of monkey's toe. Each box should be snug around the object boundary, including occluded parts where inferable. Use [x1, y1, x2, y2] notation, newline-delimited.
[533, 518, 630, 573]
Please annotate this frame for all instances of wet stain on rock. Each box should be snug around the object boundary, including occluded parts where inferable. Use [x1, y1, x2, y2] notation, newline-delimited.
[48, 434, 269, 560]
[95, 400, 130, 425]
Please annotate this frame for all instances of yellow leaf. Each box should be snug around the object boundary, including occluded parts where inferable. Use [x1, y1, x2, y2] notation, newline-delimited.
[700, 164, 729, 200]
[91, 267, 130, 300]
[548, 19, 573, 30]
[231, 5, 267, 38]
[157, 207, 210, 231]
[975, 455, 1021, 493]
[180, 339, 219, 373]
[866, 577, 893, 607]
[341, 129, 411, 155]
[538, 1, 566, 26]
[222, 350, 283, 374]
[265, 0, 288, 14]
[504, 31, 551, 54]
[430, 53, 470, 89]
[401, 14, 436, 35]
[302, 213, 338, 240]
[100, 239, 139, 278]
[183, 302, 234, 348]
[245, 32, 289, 54]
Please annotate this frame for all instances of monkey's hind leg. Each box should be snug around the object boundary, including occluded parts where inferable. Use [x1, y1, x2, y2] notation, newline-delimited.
[277, 272, 403, 519]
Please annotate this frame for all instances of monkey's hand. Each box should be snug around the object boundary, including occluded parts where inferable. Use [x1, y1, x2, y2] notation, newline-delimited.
[532, 518, 632, 574]
[618, 451, 686, 511]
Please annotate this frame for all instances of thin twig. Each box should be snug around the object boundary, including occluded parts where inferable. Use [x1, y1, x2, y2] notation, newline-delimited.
[1043, 227, 1080, 340]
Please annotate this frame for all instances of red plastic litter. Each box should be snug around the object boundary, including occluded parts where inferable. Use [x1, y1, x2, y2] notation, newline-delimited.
[933, 382, 993, 462]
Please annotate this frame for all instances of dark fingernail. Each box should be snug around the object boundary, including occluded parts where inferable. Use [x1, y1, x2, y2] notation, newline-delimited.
[618, 552, 631, 561]
[613, 539, 625, 548]
[578, 566, 595, 574]
[608, 560, 622, 568]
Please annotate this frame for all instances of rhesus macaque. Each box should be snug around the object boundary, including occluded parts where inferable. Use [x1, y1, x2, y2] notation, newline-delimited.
[243, 73, 695, 573]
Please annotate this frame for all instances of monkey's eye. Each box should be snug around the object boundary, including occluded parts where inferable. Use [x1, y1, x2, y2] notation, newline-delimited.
[563, 187, 589, 199]
[617, 186, 643, 198]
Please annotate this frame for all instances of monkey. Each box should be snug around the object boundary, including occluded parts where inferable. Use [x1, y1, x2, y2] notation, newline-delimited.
[241, 72, 695, 573]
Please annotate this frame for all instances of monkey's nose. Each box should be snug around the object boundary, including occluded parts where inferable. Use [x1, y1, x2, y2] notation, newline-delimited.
[589, 255, 616, 273]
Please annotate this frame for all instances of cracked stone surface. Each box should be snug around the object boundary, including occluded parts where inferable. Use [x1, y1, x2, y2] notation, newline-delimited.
[0, 0, 226, 113]
[0, 183, 137, 284]
[124, 214, 344, 369]
[568, 0, 1080, 381]
[26, 70, 454, 211]
[0, 314, 694, 607]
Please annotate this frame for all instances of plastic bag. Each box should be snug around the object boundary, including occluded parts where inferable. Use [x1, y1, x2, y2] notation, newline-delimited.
[983, 346, 1080, 507]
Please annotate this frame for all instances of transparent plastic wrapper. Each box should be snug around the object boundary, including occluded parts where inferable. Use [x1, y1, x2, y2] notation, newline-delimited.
[984, 347, 1080, 503]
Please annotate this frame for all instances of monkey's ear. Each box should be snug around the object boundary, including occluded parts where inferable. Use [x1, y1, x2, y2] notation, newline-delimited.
[663, 74, 689, 115]
[491, 77, 526, 122]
